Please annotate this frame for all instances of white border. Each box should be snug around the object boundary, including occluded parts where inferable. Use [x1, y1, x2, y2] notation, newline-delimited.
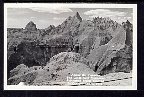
[4, 3, 137, 90]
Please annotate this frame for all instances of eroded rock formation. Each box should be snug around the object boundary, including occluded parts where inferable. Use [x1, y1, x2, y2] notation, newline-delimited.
[7, 12, 133, 83]
[25, 21, 37, 31]
[8, 52, 93, 85]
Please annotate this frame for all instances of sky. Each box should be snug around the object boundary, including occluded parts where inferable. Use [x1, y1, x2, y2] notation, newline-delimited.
[7, 6, 133, 29]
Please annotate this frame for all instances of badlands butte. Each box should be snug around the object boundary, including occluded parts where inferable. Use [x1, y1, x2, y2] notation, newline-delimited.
[7, 12, 133, 85]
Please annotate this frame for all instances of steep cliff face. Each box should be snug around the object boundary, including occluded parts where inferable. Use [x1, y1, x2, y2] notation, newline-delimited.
[122, 20, 133, 46]
[76, 17, 122, 58]
[7, 12, 133, 78]
[87, 20, 132, 75]
[88, 25, 126, 73]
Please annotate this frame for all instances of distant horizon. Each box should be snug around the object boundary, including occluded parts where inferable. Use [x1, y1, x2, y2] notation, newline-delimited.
[7, 16, 133, 29]
[6, 5, 133, 29]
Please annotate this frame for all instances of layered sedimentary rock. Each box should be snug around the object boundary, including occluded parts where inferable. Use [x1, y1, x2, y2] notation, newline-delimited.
[7, 12, 133, 80]
[87, 20, 132, 75]
[88, 25, 126, 74]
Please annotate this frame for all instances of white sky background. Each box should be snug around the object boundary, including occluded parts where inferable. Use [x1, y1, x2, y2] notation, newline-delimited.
[7, 5, 133, 29]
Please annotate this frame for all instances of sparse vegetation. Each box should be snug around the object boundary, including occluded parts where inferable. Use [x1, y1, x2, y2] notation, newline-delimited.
[7, 12, 133, 85]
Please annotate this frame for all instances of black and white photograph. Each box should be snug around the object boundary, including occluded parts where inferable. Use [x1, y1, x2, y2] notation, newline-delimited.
[4, 3, 137, 90]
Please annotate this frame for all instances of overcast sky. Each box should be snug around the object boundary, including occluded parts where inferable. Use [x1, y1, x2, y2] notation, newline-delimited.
[7, 7, 132, 29]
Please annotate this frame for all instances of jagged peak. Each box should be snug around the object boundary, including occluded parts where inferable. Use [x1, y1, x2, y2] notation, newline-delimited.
[93, 16, 113, 22]
[26, 21, 37, 27]
[74, 12, 82, 21]
[122, 20, 132, 26]
[126, 20, 131, 24]
[27, 21, 35, 25]
[45, 25, 55, 31]
[25, 21, 37, 31]
[49, 25, 55, 28]
[59, 12, 82, 27]
[68, 16, 72, 20]
[76, 12, 80, 16]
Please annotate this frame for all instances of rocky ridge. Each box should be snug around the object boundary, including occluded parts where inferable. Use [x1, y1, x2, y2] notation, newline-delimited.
[7, 12, 133, 85]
